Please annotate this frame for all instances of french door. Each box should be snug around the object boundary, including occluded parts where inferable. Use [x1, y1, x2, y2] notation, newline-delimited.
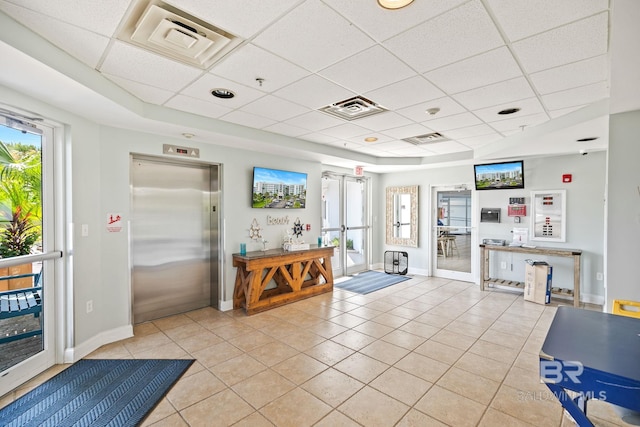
[321, 172, 369, 277]
[431, 185, 476, 282]
[0, 113, 61, 396]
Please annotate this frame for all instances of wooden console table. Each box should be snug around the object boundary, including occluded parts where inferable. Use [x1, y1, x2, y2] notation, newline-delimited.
[233, 246, 334, 315]
[479, 244, 582, 307]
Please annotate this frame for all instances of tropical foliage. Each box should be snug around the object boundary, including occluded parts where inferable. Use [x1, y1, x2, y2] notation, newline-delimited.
[0, 140, 42, 257]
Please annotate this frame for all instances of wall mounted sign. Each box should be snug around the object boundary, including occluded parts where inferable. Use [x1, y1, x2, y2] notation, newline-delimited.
[107, 213, 122, 233]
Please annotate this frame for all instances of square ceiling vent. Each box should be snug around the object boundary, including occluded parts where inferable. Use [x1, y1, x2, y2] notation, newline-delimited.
[117, 0, 242, 69]
[402, 132, 449, 145]
[319, 96, 387, 121]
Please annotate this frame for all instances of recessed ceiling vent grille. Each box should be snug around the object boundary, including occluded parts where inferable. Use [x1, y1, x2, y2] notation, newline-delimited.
[319, 96, 387, 121]
[117, 0, 241, 69]
[402, 132, 449, 145]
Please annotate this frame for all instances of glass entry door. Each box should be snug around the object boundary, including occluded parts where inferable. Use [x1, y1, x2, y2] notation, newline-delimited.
[0, 116, 59, 396]
[432, 186, 475, 282]
[321, 173, 369, 277]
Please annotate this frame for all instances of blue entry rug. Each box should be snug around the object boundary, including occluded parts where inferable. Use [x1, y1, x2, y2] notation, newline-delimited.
[335, 270, 410, 294]
[0, 358, 193, 427]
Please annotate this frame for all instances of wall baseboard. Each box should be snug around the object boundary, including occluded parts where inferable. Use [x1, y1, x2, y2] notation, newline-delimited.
[408, 267, 428, 276]
[581, 293, 605, 306]
[219, 300, 234, 312]
[63, 324, 133, 363]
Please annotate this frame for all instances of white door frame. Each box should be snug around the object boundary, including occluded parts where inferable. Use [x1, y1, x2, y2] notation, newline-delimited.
[429, 184, 478, 283]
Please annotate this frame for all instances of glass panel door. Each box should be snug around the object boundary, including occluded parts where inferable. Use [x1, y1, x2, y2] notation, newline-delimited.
[432, 186, 474, 282]
[321, 173, 369, 277]
[0, 115, 57, 396]
[345, 177, 367, 275]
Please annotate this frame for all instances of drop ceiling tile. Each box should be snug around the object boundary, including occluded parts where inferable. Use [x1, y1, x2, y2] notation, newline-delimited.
[219, 110, 276, 129]
[457, 133, 503, 148]
[452, 77, 535, 111]
[284, 111, 345, 132]
[530, 55, 609, 95]
[100, 41, 203, 92]
[364, 76, 444, 110]
[381, 124, 434, 140]
[488, 112, 550, 133]
[349, 112, 412, 132]
[383, 0, 504, 73]
[168, 0, 302, 39]
[165, 94, 233, 119]
[423, 140, 472, 154]
[1, 0, 130, 36]
[240, 95, 309, 122]
[252, 0, 375, 72]
[422, 112, 482, 132]
[273, 75, 356, 109]
[444, 124, 497, 139]
[345, 132, 394, 144]
[512, 13, 609, 74]
[323, 0, 468, 42]
[349, 145, 389, 156]
[262, 122, 309, 137]
[209, 44, 308, 92]
[0, 2, 109, 68]
[104, 74, 175, 105]
[321, 123, 370, 139]
[180, 74, 266, 108]
[396, 97, 467, 122]
[485, 0, 609, 42]
[300, 133, 340, 144]
[424, 47, 522, 94]
[541, 81, 609, 111]
[319, 46, 416, 94]
[472, 97, 545, 123]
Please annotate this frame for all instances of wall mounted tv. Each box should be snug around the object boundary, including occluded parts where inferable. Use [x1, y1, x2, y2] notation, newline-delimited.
[252, 167, 307, 208]
[474, 160, 525, 190]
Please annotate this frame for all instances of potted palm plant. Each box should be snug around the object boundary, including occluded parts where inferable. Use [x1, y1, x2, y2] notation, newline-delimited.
[0, 141, 42, 290]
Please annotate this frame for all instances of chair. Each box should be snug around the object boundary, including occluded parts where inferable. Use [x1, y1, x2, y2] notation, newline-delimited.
[0, 270, 43, 344]
[445, 235, 459, 257]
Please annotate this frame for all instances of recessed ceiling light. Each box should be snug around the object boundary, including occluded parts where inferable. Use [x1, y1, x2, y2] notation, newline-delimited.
[211, 88, 235, 99]
[576, 137, 599, 142]
[377, 0, 414, 10]
[364, 137, 378, 142]
[498, 107, 520, 115]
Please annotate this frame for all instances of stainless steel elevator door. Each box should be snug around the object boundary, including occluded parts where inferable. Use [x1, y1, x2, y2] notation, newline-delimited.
[131, 157, 216, 323]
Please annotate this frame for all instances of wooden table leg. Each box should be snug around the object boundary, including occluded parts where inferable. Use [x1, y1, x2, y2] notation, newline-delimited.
[573, 254, 580, 307]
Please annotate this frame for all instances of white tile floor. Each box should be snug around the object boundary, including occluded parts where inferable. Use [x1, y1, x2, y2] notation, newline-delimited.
[1, 274, 633, 426]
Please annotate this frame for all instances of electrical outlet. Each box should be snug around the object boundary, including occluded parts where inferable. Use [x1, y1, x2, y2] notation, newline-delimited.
[500, 261, 507, 269]
[81, 224, 89, 237]
[596, 272, 603, 281]
[86, 300, 93, 313]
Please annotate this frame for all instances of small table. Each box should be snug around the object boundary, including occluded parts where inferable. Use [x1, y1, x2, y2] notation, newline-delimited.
[233, 246, 334, 315]
[540, 307, 640, 426]
[479, 244, 582, 307]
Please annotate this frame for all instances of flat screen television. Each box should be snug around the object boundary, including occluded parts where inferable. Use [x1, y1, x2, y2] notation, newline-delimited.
[252, 167, 307, 208]
[474, 160, 525, 190]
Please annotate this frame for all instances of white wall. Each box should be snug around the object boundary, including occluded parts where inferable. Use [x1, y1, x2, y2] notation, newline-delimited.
[606, 109, 640, 311]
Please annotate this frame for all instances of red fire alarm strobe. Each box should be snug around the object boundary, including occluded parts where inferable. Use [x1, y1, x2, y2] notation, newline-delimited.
[562, 174, 572, 183]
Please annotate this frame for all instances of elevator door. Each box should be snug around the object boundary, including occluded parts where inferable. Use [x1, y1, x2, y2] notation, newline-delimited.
[131, 157, 218, 324]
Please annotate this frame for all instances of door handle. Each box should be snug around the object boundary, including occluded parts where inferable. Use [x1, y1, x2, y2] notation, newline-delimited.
[340, 225, 346, 232]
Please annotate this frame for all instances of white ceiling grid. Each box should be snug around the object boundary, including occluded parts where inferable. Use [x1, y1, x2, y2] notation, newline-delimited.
[0, 0, 612, 163]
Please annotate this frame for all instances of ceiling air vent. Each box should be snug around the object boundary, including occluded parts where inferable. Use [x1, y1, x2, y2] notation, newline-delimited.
[402, 132, 449, 145]
[117, 0, 241, 69]
[319, 96, 387, 121]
